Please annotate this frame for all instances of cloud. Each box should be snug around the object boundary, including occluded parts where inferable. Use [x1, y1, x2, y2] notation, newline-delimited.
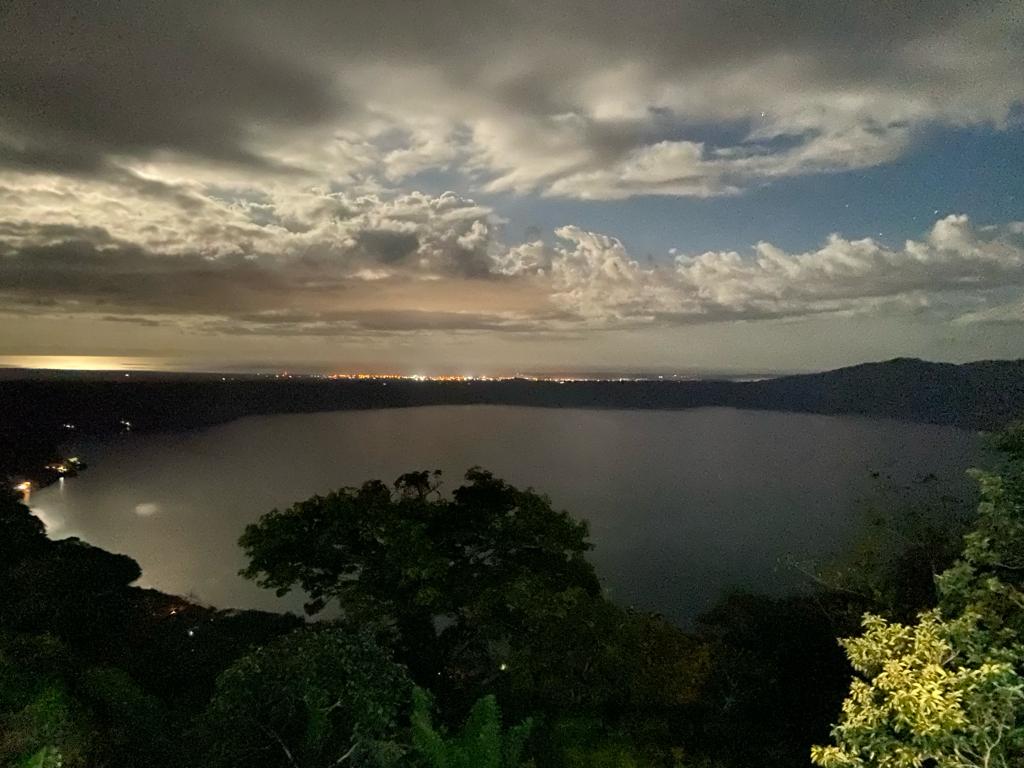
[1, 174, 1022, 335]
[0, 1, 1020, 198]
[0, 185, 557, 333]
[0, 2, 341, 176]
[954, 300, 1024, 326]
[530, 215, 1024, 325]
[0, 179, 501, 276]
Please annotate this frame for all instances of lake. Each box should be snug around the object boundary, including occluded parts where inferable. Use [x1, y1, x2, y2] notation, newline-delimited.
[28, 406, 982, 626]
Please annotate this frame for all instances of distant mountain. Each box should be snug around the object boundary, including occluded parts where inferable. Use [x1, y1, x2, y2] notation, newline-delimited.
[2, 358, 1023, 479]
[737, 358, 1024, 429]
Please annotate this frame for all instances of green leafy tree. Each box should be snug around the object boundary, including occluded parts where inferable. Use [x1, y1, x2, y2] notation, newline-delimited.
[472, 580, 706, 718]
[23, 745, 63, 768]
[812, 611, 1023, 768]
[693, 591, 856, 768]
[813, 430, 1024, 768]
[0, 537, 144, 657]
[201, 626, 411, 768]
[77, 666, 172, 766]
[241, 469, 708, 764]
[411, 687, 533, 768]
[0, 634, 95, 768]
[419, 580, 703, 766]
[0, 631, 176, 768]
[808, 481, 973, 622]
[239, 468, 599, 683]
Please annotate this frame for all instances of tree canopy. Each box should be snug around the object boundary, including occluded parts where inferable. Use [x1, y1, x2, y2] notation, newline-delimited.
[813, 432, 1024, 768]
[240, 468, 598, 618]
[239, 468, 599, 682]
[202, 627, 412, 768]
[239, 468, 708, 761]
[0, 489, 47, 570]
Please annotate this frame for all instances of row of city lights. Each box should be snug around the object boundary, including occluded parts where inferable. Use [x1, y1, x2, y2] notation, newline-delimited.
[274, 372, 694, 383]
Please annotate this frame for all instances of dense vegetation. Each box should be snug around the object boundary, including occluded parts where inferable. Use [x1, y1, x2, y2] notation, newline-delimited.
[1, 426, 1021, 766]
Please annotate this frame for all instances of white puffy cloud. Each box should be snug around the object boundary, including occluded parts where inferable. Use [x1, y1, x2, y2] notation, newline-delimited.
[0, 174, 500, 278]
[1, 142, 1023, 334]
[535, 215, 1024, 324]
[0, 177, 565, 335]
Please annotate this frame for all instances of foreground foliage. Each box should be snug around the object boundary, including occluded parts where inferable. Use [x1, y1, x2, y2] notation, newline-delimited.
[813, 430, 1024, 768]
[411, 687, 533, 768]
[239, 468, 707, 763]
[202, 627, 412, 767]
[4, 427, 1023, 767]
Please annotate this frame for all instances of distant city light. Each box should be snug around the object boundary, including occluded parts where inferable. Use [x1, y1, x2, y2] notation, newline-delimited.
[318, 371, 656, 383]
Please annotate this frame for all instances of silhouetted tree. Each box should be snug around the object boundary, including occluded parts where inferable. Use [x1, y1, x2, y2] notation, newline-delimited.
[0, 488, 47, 572]
[239, 468, 599, 685]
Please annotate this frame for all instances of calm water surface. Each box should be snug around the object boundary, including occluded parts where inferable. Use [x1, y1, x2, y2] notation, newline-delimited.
[30, 406, 981, 626]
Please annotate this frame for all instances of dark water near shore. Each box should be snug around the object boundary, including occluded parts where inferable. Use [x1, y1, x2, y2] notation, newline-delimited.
[29, 406, 981, 626]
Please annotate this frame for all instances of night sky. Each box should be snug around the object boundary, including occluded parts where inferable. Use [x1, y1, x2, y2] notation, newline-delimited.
[1, 1, 1022, 374]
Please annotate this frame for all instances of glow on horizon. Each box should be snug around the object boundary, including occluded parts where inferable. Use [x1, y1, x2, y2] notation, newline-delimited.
[0, 355, 169, 371]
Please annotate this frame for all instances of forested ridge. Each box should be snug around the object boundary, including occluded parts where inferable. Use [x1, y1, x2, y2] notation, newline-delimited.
[4, 358, 1023, 494]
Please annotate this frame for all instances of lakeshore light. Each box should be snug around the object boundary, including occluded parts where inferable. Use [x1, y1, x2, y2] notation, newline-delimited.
[14, 481, 31, 492]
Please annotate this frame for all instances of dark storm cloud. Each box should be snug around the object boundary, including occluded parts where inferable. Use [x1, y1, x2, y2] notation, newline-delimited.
[0, 0, 1018, 192]
[265, 0, 988, 75]
[0, 236, 293, 316]
[0, 142, 108, 177]
[0, 0, 341, 175]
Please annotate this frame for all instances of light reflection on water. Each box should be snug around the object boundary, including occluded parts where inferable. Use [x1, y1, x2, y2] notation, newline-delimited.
[30, 406, 981, 626]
